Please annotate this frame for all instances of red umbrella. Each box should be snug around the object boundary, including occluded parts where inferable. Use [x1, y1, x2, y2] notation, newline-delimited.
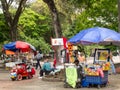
[16, 41, 30, 52]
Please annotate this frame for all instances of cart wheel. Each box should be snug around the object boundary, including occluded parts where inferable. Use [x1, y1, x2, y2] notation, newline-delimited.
[97, 85, 101, 89]
[25, 76, 28, 79]
[87, 85, 90, 88]
[103, 83, 107, 87]
[28, 74, 32, 79]
[17, 74, 22, 81]
[64, 83, 68, 88]
[11, 78, 16, 81]
[76, 83, 81, 88]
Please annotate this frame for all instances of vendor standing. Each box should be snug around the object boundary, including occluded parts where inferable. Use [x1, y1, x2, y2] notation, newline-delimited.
[108, 52, 116, 74]
[77, 52, 86, 64]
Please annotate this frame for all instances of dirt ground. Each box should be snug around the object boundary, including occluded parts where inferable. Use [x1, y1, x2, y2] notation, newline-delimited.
[0, 68, 120, 90]
[1, 56, 120, 90]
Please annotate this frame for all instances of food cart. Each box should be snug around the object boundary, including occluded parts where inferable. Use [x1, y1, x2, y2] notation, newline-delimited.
[2, 41, 36, 70]
[82, 49, 110, 88]
[63, 48, 110, 88]
[65, 27, 120, 88]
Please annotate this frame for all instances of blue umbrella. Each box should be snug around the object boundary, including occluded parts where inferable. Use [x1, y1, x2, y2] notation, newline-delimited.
[68, 27, 120, 45]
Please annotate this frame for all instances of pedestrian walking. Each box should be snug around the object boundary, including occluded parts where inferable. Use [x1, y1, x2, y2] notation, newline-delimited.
[35, 51, 42, 69]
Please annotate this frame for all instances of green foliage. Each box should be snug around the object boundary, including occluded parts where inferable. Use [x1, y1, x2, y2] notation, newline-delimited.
[25, 37, 51, 53]
[0, 22, 9, 41]
[31, 0, 50, 15]
[77, 44, 104, 57]
[65, 0, 118, 38]
[0, 0, 119, 55]
[19, 8, 52, 40]
[63, 0, 118, 56]
[104, 45, 117, 52]
[0, 14, 10, 43]
[18, 8, 52, 53]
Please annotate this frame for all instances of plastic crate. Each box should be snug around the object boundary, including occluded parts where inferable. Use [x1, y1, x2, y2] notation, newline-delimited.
[85, 71, 108, 85]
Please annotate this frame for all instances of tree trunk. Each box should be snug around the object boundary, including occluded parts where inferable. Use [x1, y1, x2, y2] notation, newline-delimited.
[118, 0, 120, 32]
[43, 0, 62, 64]
[0, 0, 27, 41]
[43, 0, 62, 38]
[10, 25, 18, 41]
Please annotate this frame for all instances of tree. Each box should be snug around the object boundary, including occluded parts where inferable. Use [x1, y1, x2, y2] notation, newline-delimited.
[42, 0, 63, 64]
[66, 0, 118, 38]
[0, 14, 9, 42]
[0, 0, 27, 41]
[118, 0, 120, 32]
[42, 0, 62, 38]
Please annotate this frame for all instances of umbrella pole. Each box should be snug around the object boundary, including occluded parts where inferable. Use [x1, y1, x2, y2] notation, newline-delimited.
[118, 51, 120, 61]
[117, 47, 120, 63]
[18, 52, 19, 62]
[94, 43, 99, 64]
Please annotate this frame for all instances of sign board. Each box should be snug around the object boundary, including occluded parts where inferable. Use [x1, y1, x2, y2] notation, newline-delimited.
[94, 49, 110, 63]
[73, 46, 78, 50]
[51, 38, 63, 46]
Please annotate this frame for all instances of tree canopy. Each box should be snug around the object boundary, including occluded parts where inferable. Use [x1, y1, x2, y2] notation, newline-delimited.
[0, 0, 119, 55]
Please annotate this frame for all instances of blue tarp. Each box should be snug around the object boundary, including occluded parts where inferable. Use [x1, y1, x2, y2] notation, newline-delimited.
[3, 42, 17, 51]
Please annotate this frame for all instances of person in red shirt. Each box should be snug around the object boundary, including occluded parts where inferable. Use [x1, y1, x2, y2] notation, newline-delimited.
[53, 58, 56, 69]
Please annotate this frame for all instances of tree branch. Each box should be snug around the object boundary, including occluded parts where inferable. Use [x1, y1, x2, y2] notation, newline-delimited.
[13, 0, 27, 26]
[1, 0, 13, 27]
[8, 0, 14, 6]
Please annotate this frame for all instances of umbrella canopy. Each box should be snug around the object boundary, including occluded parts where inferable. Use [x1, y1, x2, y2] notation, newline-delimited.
[26, 42, 36, 51]
[16, 41, 30, 51]
[3, 41, 36, 52]
[4, 42, 17, 51]
[68, 27, 120, 45]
